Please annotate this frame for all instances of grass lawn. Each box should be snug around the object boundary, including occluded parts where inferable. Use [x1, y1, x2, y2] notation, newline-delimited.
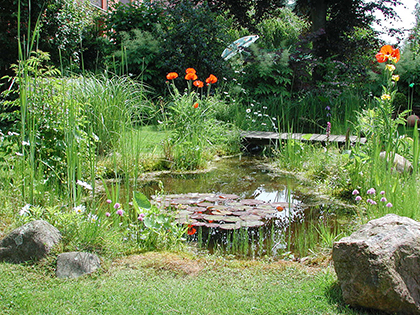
[0, 251, 381, 315]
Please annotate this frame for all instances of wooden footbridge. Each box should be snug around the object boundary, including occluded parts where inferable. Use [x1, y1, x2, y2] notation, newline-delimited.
[241, 131, 367, 148]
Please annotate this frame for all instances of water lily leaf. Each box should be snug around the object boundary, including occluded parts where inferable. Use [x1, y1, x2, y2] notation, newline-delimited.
[205, 223, 221, 228]
[219, 223, 241, 230]
[198, 202, 214, 208]
[240, 214, 262, 221]
[240, 220, 264, 228]
[212, 210, 232, 216]
[223, 216, 242, 223]
[203, 215, 227, 221]
[240, 199, 265, 206]
[218, 194, 240, 200]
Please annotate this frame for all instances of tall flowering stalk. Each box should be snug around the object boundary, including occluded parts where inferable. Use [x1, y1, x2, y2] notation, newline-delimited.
[356, 45, 409, 151]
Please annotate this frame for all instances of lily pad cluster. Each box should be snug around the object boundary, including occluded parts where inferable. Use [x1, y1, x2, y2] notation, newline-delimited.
[151, 193, 292, 230]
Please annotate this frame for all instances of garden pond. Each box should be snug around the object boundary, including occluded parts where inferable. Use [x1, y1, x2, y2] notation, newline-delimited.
[137, 156, 352, 258]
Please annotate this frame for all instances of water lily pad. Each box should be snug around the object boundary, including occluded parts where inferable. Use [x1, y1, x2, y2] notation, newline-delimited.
[190, 214, 205, 220]
[218, 194, 240, 200]
[240, 199, 265, 206]
[191, 221, 207, 227]
[198, 202, 215, 208]
[186, 206, 205, 213]
[240, 220, 265, 228]
[219, 223, 241, 230]
[203, 214, 228, 222]
[212, 210, 232, 216]
[204, 196, 223, 202]
[204, 223, 221, 228]
[222, 216, 242, 223]
[240, 214, 262, 221]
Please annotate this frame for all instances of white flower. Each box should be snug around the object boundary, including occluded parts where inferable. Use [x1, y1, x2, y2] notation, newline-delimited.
[87, 213, 98, 223]
[246, 108, 251, 113]
[19, 204, 31, 216]
[76, 180, 93, 191]
[73, 205, 86, 214]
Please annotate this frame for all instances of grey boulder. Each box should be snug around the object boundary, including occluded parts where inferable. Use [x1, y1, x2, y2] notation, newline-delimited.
[56, 251, 101, 278]
[333, 214, 420, 314]
[0, 220, 61, 263]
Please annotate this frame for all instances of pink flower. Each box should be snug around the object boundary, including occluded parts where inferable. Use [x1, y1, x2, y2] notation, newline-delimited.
[380, 197, 387, 202]
[106, 199, 112, 204]
[116, 209, 124, 216]
[114, 203, 121, 209]
[367, 188, 376, 195]
[355, 196, 362, 201]
[105, 212, 111, 217]
[352, 189, 359, 195]
[138, 213, 145, 221]
[380, 191, 385, 195]
[386, 203, 393, 208]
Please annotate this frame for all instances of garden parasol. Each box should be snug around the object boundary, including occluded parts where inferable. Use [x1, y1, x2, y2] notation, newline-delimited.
[221, 35, 259, 60]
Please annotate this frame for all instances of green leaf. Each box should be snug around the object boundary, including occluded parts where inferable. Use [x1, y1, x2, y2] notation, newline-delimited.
[133, 191, 151, 210]
[301, 134, 313, 141]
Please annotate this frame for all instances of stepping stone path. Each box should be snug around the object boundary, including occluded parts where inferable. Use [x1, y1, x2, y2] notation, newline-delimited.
[151, 193, 293, 230]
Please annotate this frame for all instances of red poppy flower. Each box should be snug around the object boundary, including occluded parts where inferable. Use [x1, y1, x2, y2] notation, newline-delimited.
[276, 206, 284, 212]
[187, 224, 197, 235]
[193, 103, 199, 108]
[375, 45, 400, 63]
[206, 74, 217, 84]
[166, 72, 178, 80]
[193, 80, 204, 88]
[186, 68, 196, 74]
[185, 72, 198, 81]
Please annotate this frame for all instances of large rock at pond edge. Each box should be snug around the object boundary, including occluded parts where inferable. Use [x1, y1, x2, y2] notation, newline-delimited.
[333, 214, 420, 314]
[56, 252, 101, 278]
[0, 220, 61, 263]
[379, 151, 413, 174]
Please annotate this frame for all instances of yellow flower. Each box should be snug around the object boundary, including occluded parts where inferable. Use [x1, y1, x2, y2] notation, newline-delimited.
[392, 75, 400, 82]
[385, 64, 396, 71]
[381, 94, 391, 101]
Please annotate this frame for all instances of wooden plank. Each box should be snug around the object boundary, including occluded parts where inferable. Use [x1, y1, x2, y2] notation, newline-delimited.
[241, 131, 367, 145]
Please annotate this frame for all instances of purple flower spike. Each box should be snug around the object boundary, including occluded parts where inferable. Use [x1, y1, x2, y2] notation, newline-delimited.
[355, 196, 362, 201]
[352, 189, 360, 195]
[386, 203, 393, 208]
[114, 202, 121, 209]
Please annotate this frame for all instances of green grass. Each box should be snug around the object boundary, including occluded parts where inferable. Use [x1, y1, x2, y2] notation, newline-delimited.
[0, 252, 379, 315]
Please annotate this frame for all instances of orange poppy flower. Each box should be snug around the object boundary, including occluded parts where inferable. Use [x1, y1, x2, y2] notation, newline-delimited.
[206, 74, 217, 84]
[185, 72, 198, 81]
[187, 224, 197, 235]
[375, 45, 400, 63]
[166, 72, 178, 80]
[193, 102, 199, 108]
[186, 68, 196, 74]
[193, 80, 204, 88]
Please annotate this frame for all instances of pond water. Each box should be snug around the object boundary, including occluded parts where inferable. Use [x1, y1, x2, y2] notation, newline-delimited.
[139, 156, 348, 258]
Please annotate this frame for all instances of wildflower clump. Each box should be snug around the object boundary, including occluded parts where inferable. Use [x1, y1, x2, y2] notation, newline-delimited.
[163, 68, 239, 170]
[355, 44, 409, 153]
